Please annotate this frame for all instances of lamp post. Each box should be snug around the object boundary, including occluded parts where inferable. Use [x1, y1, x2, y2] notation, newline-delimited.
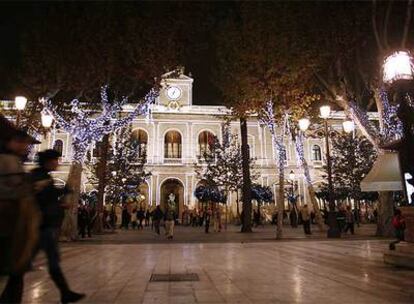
[382, 50, 414, 205]
[320, 105, 341, 238]
[342, 120, 355, 135]
[41, 111, 54, 128]
[289, 170, 295, 196]
[14, 96, 27, 127]
[288, 170, 298, 228]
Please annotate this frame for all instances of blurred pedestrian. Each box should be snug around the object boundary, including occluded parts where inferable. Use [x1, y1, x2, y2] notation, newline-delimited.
[0, 125, 41, 304]
[30, 149, 85, 303]
[137, 208, 145, 229]
[152, 205, 163, 235]
[214, 209, 221, 232]
[164, 207, 175, 239]
[131, 208, 138, 229]
[145, 209, 150, 227]
[389, 209, 406, 250]
[344, 206, 355, 235]
[300, 204, 311, 235]
[78, 204, 88, 238]
[205, 208, 212, 234]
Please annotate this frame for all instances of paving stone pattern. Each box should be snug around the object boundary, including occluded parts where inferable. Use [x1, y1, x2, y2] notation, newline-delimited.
[22, 240, 414, 303]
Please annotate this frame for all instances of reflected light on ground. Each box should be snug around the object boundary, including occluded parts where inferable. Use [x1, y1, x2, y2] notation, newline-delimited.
[293, 266, 303, 302]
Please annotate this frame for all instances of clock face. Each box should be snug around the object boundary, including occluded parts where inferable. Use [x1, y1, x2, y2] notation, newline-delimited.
[166, 86, 182, 100]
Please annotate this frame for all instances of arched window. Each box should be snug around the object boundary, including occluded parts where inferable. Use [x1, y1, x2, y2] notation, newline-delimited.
[312, 145, 322, 161]
[53, 139, 63, 155]
[198, 131, 215, 156]
[164, 130, 182, 159]
[131, 129, 148, 158]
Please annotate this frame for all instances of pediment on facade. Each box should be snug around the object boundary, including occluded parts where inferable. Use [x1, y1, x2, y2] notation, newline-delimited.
[161, 69, 193, 83]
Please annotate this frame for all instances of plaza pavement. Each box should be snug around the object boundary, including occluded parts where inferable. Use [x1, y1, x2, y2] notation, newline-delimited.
[20, 224, 414, 303]
[77, 223, 380, 244]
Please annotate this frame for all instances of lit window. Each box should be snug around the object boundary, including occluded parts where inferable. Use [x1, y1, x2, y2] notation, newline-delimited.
[131, 129, 148, 158]
[198, 131, 215, 156]
[164, 130, 182, 159]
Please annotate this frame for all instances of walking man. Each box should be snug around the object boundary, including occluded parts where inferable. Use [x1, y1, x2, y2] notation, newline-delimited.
[164, 207, 175, 239]
[205, 208, 212, 234]
[300, 204, 312, 235]
[31, 149, 85, 303]
[152, 205, 163, 235]
[0, 127, 41, 304]
[344, 206, 355, 235]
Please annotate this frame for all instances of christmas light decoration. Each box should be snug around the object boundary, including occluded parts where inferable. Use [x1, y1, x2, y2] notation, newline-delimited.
[41, 85, 157, 163]
[347, 101, 380, 148]
[259, 100, 287, 171]
[379, 89, 403, 141]
[294, 132, 312, 185]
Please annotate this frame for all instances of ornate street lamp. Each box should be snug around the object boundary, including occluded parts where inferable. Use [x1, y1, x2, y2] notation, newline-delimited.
[298, 118, 310, 132]
[41, 111, 54, 128]
[319, 105, 341, 237]
[383, 51, 414, 84]
[382, 50, 414, 206]
[14, 96, 27, 127]
[342, 120, 355, 134]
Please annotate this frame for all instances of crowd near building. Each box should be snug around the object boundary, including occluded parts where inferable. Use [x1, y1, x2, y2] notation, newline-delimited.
[2, 72, 378, 221]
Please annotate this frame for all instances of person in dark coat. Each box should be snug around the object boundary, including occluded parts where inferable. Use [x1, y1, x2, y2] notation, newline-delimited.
[77, 204, 89, 238]
[145, 210, 150, 227]
[30, 149, 85, 303]
[121, 205, 129, 229]
[0, 126, 40, 304]
[152, 205, 164, 235]
[137, 208, 145, 229]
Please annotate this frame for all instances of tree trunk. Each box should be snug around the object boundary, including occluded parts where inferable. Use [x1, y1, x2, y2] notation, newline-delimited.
[294, 136, 324, 231]
[376, 191, 394, 237]
[236, 190, 240, 223]
[61, 162, 83, 241]
[95, 134, 110, 233]
[240, 117, 252, 232]
[276, 171, 284, 239]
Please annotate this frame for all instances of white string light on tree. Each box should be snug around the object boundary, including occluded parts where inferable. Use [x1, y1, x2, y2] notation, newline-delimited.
[40, 85, 157, 163]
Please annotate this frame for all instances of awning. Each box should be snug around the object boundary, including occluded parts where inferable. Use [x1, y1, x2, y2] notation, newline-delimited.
[360, 151, 403, 192]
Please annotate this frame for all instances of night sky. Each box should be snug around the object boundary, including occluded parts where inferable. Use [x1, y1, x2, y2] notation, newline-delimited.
[0, 1, 410, 108]
[0, 2, 234, 105]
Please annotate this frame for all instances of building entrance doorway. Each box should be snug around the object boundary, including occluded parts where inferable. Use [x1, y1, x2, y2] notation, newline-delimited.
[160, 178, 184, 220]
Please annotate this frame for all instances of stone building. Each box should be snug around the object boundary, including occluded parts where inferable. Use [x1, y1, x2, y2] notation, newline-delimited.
[3, 72, 373, 218]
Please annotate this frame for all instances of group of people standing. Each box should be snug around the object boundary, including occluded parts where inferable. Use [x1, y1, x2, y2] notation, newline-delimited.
[183, 208, 222, 233]
[0, 116, 84, 304]
[120, 206, 150, 230]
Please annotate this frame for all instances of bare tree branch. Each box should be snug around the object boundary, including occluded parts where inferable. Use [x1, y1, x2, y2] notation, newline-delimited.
[402, 0, 413, 48]
[383, 0, 393, 49]
[313, 71, 337, 99]
[372, 0, 384, 52]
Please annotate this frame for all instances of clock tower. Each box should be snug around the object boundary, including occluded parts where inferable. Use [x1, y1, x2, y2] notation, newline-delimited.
[158, 69, 194, 110]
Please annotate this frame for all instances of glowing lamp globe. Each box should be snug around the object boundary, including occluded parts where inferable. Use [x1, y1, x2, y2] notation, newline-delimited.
[289, 170, 295, 181]
[342, 120, 355, 133]
[319, 105, 331, 119]
[15, 96, 28, 110]
[41, 112, 54, 128]
[383, 51, 414, 84]
[298, 118, 310, 131]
